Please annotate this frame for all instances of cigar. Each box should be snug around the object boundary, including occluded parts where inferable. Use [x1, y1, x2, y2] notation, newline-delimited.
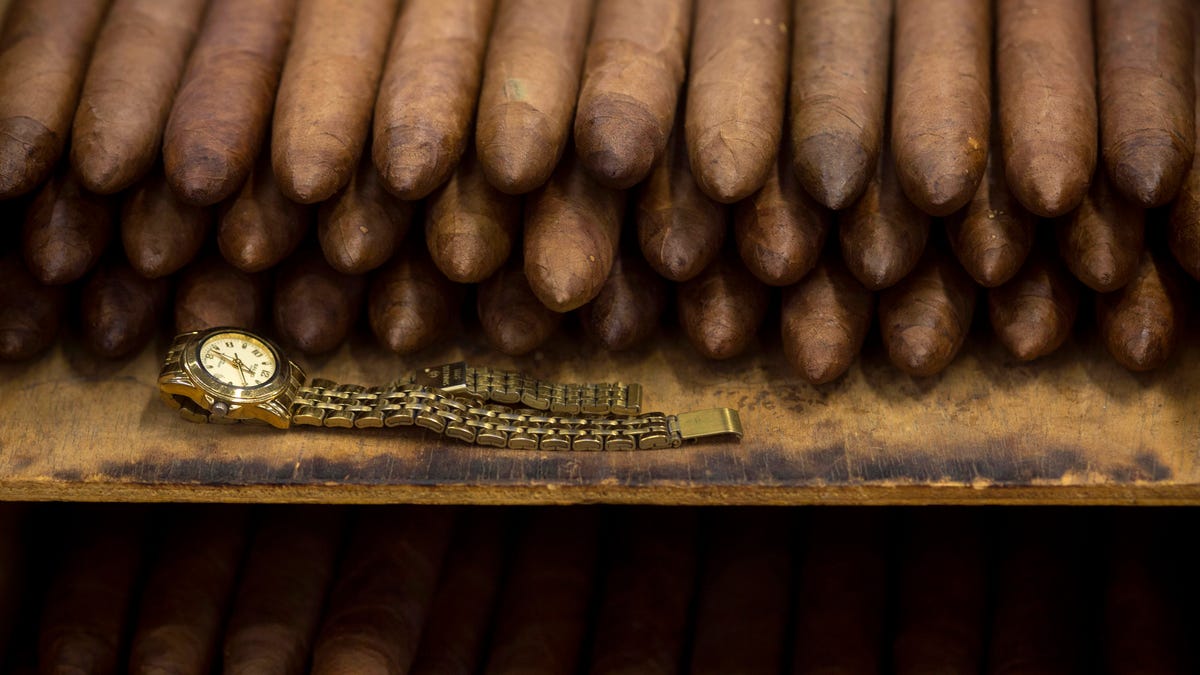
[579, 249, 668, 351]
[218, 152, 312, 274]
[1057, 171, 1145, 293]
[121, 168, 211, 279]
[477, 256, 563, 356]
[1168, 8, 1200, 281]
[734, 144, 831, 286]
[1096, 249, 1185, 372]
[483, 508, 601, 675]
[174, 254, 270, 334]
[587, 509, 699, 675]
[689, 508, 793, 675]
[409, 509, 509, 675]
[0, 252, 67, 360]
[636, 116, 726, 282]
[128, 506, 250, 675]
[311, 507, 454, 675]
[317, 151, 414, 275]
[523, 155, 625, 312]
[424, 146, 520, 284]
[574, 0, 691, 189]
[368, 246, 458, 355]
[988, 251, 1080, 362]
[22, 168, 116, 286]
[80, 258, 169, 359]
[223, 506, 345, 675]
[879, 247, 977, 377]
[273, 248, 366, 355]
[678, 251, 770, 360]
[839, 150, 931, 291]
[0, 0, 110, 199]
[781, 252, 874, 384]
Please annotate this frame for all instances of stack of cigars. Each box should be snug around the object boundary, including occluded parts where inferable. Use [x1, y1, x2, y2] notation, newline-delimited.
[2, 503, 1195, 674]
[1, 0, 1198, 380]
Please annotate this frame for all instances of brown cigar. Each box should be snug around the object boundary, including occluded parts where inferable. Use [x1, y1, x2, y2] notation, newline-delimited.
[892, 510, 989, 675]
[636, 116, 726, 282]
[734, 145, 830, 286]
[80, 258, 169, 359]
[218, 152, 312, 273]
[368, 246, 458, 355]
[891, 0, 992, 216]
[128, 506, 250, 675]
[587, 509, 699, 675]
[524, 155, 625, 312]
[425, 146, 521, 284]
[271, 0, 400, 204]
[121, 168, 211, 279]
[223, 506, 345, 675]
[409, 510, 509, 675]
[1057, 171, 1144, 292]
[71, 0, 209, 194]
[373, 0, 495, 200]
[311, 507, 454, 675]
[689, 509, 793, 675]
[574, 0, 691, 189]
[781, 252, 873, 384]
[678, 252, 769, 360]
[997, 0, 1096, 217]
[988, 252, 1079, 362]
[483, 508, 600, 675]
[790, 0, 892, 210]
[273, 248, 366, 355]
[1168, 8, 1200, 281]
[686, 0, 789, 203]
[174, 254, 270, 333]
[22, 168, 116, 286]
[1098, 0, 1195, 207]
[0, 0, 109, 199]
[478, 256, 563, 356]
[0, 253, 67, 360]
[879, 247, 977, 376]
[792, 510, 890, 675]
[580, 249, 667, 351]
[475, 0, 594, 194]
[1096, 249, 1185, 372]
[945, 136, 1035, 288]
[839, 150, 931, 291]
[317, 152, 414, 275]
[163, 0, 297, 206]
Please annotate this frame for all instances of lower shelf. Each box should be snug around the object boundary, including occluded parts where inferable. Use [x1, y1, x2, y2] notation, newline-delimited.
[1, 324, 1197, 504]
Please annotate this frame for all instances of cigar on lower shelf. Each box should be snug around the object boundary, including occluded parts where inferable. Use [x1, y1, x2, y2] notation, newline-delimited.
[218, 151, 313, 274]
[310, 506, 454, 675]
[587, 508, 699, 675]
[174, 253, 270, 334]
[839, 149, 931, 291]
[223, 506, 346, 675]
[1057, 171, 1144, 293]
[483, 508, 601, 675]
[317, 150, 414, 275]
[424, 145, 520, 284]
[1096, 249, 1185, 372]
[80, 258, 169, 359]
[879, 246, 977, 377]
[0, 252, 67, 360]
[579, 249, 667, 351]
[988, 251, 1080, 362]
[121, 168, 211, 279]
[368, 245, 458, 355]
[780, 251, 873, 385]
[128, 505, 250, 675]
[272, 248, 366, 355]
[678, 251, 769, 360]
[22, 167, 116, 286]
[477, 256, 563, 356]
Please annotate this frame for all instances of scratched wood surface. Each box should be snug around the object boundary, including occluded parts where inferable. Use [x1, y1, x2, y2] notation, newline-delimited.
[1, 319, 1198, 505]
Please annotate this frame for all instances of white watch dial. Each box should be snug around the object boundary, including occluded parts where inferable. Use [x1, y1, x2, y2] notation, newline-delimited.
[198, 331, 278, 388]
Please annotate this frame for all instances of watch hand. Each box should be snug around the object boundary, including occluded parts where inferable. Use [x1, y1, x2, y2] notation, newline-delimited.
[211, 350, 255, 377]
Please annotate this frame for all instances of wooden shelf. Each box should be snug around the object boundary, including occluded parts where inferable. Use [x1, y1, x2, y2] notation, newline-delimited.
[2, 324, 1198, 505]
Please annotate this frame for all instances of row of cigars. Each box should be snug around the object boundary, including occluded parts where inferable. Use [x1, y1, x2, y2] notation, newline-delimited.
[1, 504, 1194, 674]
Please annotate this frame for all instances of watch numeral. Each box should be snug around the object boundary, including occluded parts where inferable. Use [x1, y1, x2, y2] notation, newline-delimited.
[260, 370, 271, 379]
[224, 341, 233, 348]
[252, 349, 262, 357]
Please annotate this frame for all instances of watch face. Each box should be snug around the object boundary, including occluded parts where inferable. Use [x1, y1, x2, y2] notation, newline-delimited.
[198, 331, 279, 388]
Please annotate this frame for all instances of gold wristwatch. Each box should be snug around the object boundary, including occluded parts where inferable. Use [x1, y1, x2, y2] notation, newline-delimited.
[158, 327, 743, 451]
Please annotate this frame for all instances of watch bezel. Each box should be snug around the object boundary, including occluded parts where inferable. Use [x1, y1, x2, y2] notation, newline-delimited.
[181, 328, 292, 404]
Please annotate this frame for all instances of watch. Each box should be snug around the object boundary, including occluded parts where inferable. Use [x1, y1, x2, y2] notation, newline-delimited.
[158, 327, 743, 451]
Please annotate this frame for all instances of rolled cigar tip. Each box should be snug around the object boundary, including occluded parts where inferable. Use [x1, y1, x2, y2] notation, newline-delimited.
[1109, 147, 1189, 208]
[167, 152, 240, 206]
[692, 131, 773, 203]
[275, 156, 347, 205]
[971, 245, 1024, 289]
[576, 101, 661, 189]
[25, 237, 92, 286]
[1009, 154, 1090, 217]
[71, 145, 130, 196]
[904, 161, 981, 216]
[850, 241, 908, 291]
[797, 347, 852, 385]
[889, 326, 946, 376]
[996, 320, 1057, 362]
[479, 113, 559, 195]
[793, 132, 873, 210]
[1115, 329, 1171, 371]
[0, 117, 57, 198]
[432, 235, 492, 283]
[0, 328, 40, 360]
[376, 310, 439, 354]
[314, 647, 392, 675]
[1076, 247, 1124, 292]
[525, 259, 599, 313]
[375, 137, 443, 200]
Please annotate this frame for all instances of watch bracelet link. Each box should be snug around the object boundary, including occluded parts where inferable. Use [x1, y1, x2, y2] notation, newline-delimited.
[418, 363, 642, 416]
